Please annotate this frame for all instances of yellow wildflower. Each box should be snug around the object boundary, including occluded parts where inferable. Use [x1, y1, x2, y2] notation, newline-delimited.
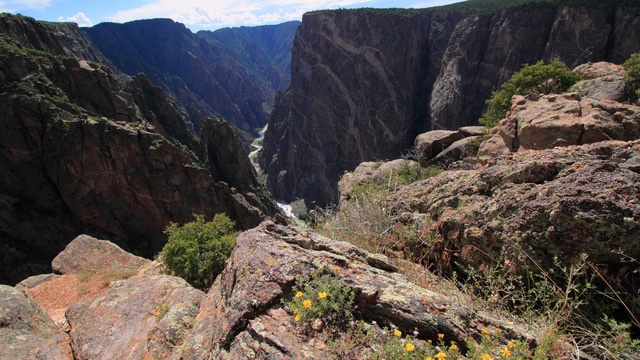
[500, 348, 511, 358]
[449, 344, 458, 351]
[303, 299, 312, 308]
[438, 333, 444, 340]
[481, 328, 489, 337]
[394, 329, 402, 337]
[427, 339, 432, 344]
[405, 342, 415, 352]
[507, 341, 516, 349]
[426, 357, 434, 360]
[295, 314, 301, 322]
[295, 291, 303, 298]
[318, 291, 327, 299]
[293, 309, 298, 315]
[481, 354, 492, 360]
[435, 352, 447, 360]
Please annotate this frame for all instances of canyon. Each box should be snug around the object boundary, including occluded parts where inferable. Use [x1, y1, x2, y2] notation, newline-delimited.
[260, 3, 640, 208]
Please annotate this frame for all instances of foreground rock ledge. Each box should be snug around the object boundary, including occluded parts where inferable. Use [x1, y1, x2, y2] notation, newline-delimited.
[174, 221, 530, 359]
[4, 224, 532, 359]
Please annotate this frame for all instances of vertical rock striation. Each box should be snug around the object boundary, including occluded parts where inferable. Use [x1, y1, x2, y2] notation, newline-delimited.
[260, 4, 640, 207]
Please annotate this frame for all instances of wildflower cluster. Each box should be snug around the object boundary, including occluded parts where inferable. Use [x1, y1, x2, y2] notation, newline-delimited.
[371, 325, 461, 360]
[155, 301, 169, 321]
[466, 327, 531, 360]
[281, 266, 355, 331]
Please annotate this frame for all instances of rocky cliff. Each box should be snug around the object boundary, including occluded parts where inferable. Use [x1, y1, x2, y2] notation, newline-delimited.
[83, 19, 298, 137]
[0, 14, 281, 285]
[260, 2, 640, 207]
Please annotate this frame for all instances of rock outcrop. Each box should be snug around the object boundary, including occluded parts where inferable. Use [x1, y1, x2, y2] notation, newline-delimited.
[477, 92, 640, 162]
[0, 14, 281, 284]
[261, 4, 640, 207]
[392, 139, 640, 276]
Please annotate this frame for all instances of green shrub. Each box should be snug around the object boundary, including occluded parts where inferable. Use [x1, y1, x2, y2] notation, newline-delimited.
[158, 214, 238, 289]
[623, 52, 640, 97]
[479, 59, 581, 128]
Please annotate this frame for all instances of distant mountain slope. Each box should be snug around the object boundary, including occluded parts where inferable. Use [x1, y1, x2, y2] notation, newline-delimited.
[83, 19, 298, 136]
[198, 21, 299, 93]
[260, 2, 640, 208]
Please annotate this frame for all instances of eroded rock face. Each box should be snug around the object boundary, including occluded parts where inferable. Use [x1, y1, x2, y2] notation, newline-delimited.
[0, 285, 72, 360]
[392, 140, 640, 274]
[261, 5, 640, 207]
[67, 275, 204, 360]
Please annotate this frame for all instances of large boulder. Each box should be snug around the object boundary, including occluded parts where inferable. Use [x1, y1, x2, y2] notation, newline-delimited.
[414, 130, 466, 166]
[51, 234, 150, 275]
[0, 285, 72, 360]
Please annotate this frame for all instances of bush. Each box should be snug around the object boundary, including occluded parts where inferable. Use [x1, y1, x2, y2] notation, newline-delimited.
[158, 214, 238, 289]
[623, 52, 640, 97]
[479, 59, 581, 128]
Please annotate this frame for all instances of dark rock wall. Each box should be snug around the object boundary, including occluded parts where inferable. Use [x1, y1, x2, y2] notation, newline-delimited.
[260, 5, 640, 207]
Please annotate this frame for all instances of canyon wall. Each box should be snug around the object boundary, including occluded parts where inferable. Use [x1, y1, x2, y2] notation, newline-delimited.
[260, 4, 640, 207]
[0, 14, 281, 284]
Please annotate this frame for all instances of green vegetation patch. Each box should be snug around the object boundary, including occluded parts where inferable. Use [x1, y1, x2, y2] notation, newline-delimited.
[158, 214, 238, 290]
[281, 266, 355, 335]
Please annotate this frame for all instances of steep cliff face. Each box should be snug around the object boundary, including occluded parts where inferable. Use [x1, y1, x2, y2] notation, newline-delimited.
[0, 14, 280, 284]
[260, 3, 640, 207]
[83, 19, 298, 136]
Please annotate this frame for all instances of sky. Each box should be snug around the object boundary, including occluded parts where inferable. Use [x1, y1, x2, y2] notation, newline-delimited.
[1, 0, 463, 32]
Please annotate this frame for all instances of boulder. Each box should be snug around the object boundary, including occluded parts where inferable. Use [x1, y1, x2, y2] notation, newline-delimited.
[51, 234, 150, 275]
[573, 61, 626, 80]
[175, 221, 531, 359]
[433, 136, 481, 167]
[414, 130, 466, 166]
[0, 285, 72, 360]
[571, 75, 634, 102]
[67, 275, 204, 360]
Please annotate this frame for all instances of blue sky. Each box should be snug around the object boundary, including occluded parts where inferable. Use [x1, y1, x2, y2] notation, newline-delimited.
[2, 0, 463, 32]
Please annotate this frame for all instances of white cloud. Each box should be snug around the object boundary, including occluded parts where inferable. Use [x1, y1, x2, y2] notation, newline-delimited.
[108, 0, 372, 31]
[58, 12, 92, 27]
